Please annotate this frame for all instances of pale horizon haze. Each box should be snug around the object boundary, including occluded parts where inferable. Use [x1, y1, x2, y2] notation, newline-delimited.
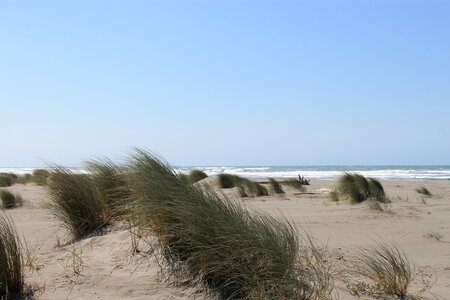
[1, 0, 449, 167]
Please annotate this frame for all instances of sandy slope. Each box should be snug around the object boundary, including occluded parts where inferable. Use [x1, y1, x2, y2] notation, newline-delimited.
[2, 179, 450, 299]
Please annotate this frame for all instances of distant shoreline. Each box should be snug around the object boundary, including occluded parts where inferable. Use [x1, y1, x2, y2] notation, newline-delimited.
[2, 165, 450, 181]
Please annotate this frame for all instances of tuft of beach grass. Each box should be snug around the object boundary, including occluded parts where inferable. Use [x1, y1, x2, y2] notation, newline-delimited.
[0, 174, 13, 187]
[416, 187, 432, 197]
[217, 173, 268, 197]
[350, 241, 413, 298]
[0, 213, 25, 298]
[283, 178, 307, 192]
[1, 190, 24, 209]
[188, 169, 208, 184]
[86, 159, 131, 220]
[47, 168, 111, 240]
[269, 178, 284, 194]
[127, 149, 333, 299]
[332, 173, 387, 204]
[32, 169, 50, 186]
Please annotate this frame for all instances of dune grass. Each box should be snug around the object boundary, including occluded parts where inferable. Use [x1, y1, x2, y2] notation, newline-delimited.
[32, 169, 50, 186]
[86, 159, 131, 219]
[217, 173, 241, 188]
[329, 191, 339, 202]
[269, 178, 284, 194]
[217, 173, 268, 197]
[11, 174, 32, 185]
[0, 190, 24, 209]
[47, 161, 131, 240]
[350, 242, 413, 298]
[188, 169, 208, 184]
[0, 174, 13, 187]
[283, 178, 307, 192]
[47, 168, 110, 240]
[0, 214, 25, 298]
[416, 187, 432, 197]
[128, 150, 333, 299]
[333, 173, 387, 204]
[241, 179, 268, 197]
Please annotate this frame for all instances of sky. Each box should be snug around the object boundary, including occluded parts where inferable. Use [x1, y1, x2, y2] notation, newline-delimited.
[1, 0, 449, 167]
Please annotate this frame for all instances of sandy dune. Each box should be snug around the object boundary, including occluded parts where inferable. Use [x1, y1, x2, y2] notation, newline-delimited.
[2, 179, 450, 299]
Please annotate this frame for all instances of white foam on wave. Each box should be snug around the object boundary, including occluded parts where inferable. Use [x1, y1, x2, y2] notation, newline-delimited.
[178, 167, 450, 180]
[2, 166, 450, 180]
[0, 167, 88, 175]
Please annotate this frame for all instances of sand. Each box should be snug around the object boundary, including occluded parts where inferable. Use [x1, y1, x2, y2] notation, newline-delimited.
[2, 179, 450, 299]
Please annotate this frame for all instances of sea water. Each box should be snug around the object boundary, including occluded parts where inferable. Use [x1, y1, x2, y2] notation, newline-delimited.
[177, 165, 450, 180]
[2, 166, 450, 180]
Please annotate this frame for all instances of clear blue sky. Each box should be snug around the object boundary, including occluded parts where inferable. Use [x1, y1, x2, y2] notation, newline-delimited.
[1, 0, 449, 167]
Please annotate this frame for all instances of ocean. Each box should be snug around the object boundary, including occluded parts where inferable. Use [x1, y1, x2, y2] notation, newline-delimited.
[178, 165, 450, 180]
[3, 166, 450, 180]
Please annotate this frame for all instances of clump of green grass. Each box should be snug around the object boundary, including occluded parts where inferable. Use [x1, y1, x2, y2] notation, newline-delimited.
[47, 168, 111, 240]
[0, 214, 25, 298]
[47, 161, 131, 240]
[0, 175, 13, 187]
[11, 174, 32, 185]
[188, 169, 208, 184]
[332, 173, 387, 204]
[237, 185, 248, 197]
[416, 187, 432, 197]
[86, 159, 131, 220]
[217, 173, 241, 188]
[283, 178, 308, 192]
[269, 178, 284, 194]
[128, 150, 333, 299]
[32, 169, 50, 186]
[217, 174, 268, 197]
[329, 190, 339, 202]
[241, 179, 268, 197]
[0, 190, 24, 209]
[350, 242, 413, 298]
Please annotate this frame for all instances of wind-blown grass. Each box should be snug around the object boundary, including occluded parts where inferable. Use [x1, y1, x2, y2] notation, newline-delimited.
[269, 178, 284, 194]
[283, 178, 307, 192]
[0, 175, 13, 187]
[333, 173, 387, 204]
[47, 169, 104, 239]
[350, 242, 413, 298]
[11, 174, 32, 185]
[47, 168, 110, 240]
[32, 169, 50, 186]
[0, 214, 25, 298]
[47, 160, 131, 240]
[188, 170, 208, 184]
[217, 173, 241, 189]
[241, 180, 268, 197]
[128, 150, 333, 299]
[416, 187, 432, 197]
[217, 174, 268, 197]
[1, 190, 24, 209]
[86, 159, 131, 219]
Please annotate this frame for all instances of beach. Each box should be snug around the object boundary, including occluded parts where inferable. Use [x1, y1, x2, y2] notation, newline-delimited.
[2, 178, 449, 299]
